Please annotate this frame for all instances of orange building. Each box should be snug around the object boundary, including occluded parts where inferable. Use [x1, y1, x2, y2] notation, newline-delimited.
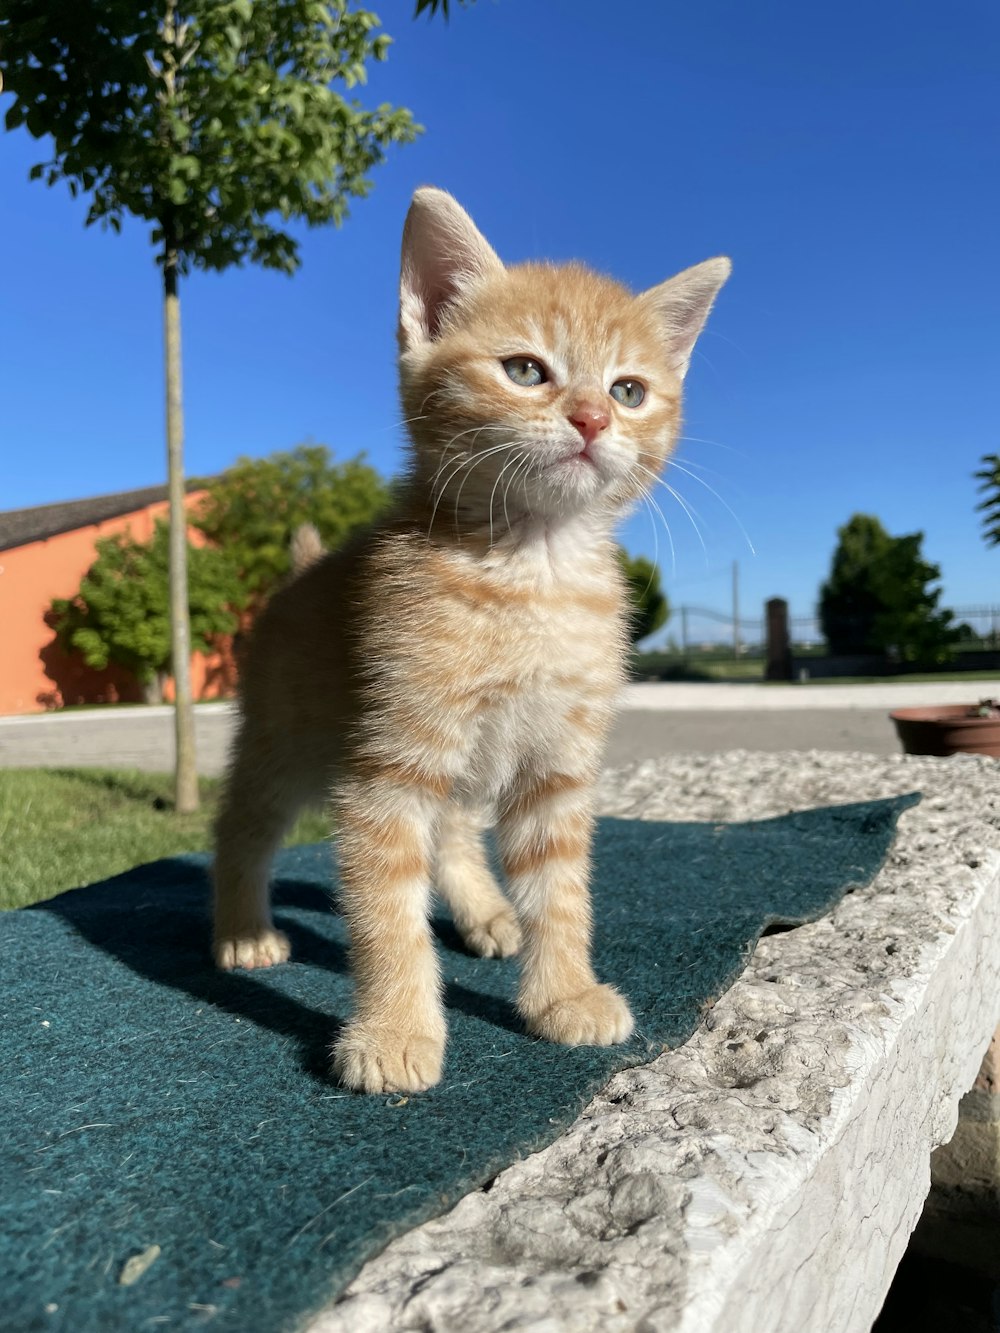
[0, 483, 236, 716]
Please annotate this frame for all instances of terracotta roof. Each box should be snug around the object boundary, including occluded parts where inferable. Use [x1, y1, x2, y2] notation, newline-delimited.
[0, 480, 210, 552]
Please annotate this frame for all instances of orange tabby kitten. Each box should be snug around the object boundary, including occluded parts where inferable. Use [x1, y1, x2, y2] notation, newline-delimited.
[213, 188, 729, 1094]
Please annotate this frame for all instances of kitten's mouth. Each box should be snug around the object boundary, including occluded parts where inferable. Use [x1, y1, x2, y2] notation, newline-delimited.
[558, 447, 599, 470]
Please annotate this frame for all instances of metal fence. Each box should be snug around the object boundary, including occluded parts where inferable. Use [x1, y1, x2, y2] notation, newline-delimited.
[652, 604, 1000, 662]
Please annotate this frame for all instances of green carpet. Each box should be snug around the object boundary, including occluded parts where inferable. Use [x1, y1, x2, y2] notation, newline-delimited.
[1, 796, 918, 1332]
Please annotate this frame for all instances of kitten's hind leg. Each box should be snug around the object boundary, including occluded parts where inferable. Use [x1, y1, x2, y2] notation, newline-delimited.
[434, 800, 521, 958]
[213, 736, 308, 971]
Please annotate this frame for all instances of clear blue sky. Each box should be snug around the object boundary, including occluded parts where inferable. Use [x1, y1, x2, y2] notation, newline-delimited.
[2, 0, 998, 629]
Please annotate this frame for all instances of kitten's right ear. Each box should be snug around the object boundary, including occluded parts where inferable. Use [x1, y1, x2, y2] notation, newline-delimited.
[638, 257, 732, 381]
[398, 188, 505, 350]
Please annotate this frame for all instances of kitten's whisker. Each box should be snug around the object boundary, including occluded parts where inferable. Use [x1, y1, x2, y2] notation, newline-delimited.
[427, 449, 471, 538]
[429, 424, 499, 486]
[636, 462, 710, 536]
[378, 413, 432, 435]
[450, 441, 523, 532]
[488, 448, 527, 546]
[666, 461, 756, 556]
[633, 461, 709, 560]
[501, 452, 532, 537]
[639, 457, 755, 558]
[637, 487, 675, 580]
[675, 434, 747, 459]
[427, 430, 492, 538]
[645, 493, 661, 592]
[662, 480, 709, 561]
[669, 453, 729, 480]
[426, 428, 505, 536]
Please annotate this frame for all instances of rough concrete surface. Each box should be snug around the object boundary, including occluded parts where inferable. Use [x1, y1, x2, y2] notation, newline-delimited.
[308, 751, 1000, 1333]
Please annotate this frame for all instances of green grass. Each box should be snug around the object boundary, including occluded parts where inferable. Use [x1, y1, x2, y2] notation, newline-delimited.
[0, 768, 329, 911]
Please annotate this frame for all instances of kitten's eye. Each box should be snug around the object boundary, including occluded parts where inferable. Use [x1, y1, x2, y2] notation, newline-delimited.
[502, 356, 547, 388]
[610, 379, 645, 408]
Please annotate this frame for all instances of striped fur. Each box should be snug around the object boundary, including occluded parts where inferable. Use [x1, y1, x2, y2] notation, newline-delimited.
[213, 188, 729, 1093]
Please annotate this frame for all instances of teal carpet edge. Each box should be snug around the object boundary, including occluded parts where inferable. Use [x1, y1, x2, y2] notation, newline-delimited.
[1, 794, 920, 1332]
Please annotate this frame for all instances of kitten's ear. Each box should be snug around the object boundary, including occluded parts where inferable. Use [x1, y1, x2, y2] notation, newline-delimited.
[638, 258, 732, 380]
[398, 188, 505, 350]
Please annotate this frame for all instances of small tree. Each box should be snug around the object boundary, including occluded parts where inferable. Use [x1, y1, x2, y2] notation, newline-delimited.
[818, 514, 894, 655]
[819, 513, 958, 664]
[1, 1, 419, 811]
[51, 523, 245, 704]
[976, 454, 1000, 547]
[194, 444, 389, 610]
[618, 550, 669, 645]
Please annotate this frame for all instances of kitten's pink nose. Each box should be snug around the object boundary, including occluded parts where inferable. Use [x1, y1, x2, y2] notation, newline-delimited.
[568, 402, 611, 447]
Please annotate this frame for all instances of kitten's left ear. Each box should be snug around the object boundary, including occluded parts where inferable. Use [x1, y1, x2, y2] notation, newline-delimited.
[638, 257, 732, 380]
[398, 187, 505, 351]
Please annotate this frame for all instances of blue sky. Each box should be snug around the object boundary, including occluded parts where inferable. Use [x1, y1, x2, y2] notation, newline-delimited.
[2, 0, 998, 630]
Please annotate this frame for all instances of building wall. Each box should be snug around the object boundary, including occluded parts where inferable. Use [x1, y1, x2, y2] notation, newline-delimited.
[0, 493, 235, 716]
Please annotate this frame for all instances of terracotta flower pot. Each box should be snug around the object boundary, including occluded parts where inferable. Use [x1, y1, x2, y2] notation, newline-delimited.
[890, 701, 1000, 757]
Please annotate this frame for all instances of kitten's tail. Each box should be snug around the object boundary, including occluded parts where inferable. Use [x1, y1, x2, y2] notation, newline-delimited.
[289, 522, 325, 574]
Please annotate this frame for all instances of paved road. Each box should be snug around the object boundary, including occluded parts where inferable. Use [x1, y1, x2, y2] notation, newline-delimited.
[7, 677, 989, 774]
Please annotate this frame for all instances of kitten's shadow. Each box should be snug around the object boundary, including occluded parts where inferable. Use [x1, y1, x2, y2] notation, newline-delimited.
[32, 859, 522, 1085]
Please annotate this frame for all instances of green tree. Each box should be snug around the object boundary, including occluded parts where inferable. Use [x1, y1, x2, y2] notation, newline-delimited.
[51, 522, 245, 704]
[975, 454, 1000, 547]
[1, 1, 419, 811]
[618, 550, 670, 645]
[818, 515, 893, 655]
[194, 444, 390, 609]
[819, 513, 958, 663]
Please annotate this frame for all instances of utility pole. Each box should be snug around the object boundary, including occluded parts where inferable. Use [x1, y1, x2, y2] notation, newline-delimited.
[732, 560, 740, 661]
[681, 605, 689, 658]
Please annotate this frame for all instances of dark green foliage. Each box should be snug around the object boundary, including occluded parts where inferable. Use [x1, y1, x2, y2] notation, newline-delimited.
[193, 444, 389, 605]
[0, 0, 420, 274]
[50, 522, 244, 687]
[975, 454, 1000, 548]
[819, 513, 959, 664]
[618, 549, 669, 644]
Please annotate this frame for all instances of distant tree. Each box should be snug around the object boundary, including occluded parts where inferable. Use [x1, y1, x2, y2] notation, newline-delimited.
[618, 550, 670, 645]
[1, 0, 419, 811]
[194, 445, 390, 610]
[819, 515, 894, 655]
[819, 514, 959, 663]
[51, 523, 245, 705]
[975, 454, 1000, 547]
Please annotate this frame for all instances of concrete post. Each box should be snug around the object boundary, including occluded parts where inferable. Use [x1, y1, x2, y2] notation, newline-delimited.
[765, 597, 792, 681]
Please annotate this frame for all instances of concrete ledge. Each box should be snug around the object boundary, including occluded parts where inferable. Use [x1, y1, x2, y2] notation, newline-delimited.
[619, 681, 1000, 711]
[309, 751, 1000, 1333]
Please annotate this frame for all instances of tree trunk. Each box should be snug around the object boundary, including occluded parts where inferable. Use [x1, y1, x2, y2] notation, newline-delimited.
[163, 241, 199, 813]
[142, 673, 167, 706]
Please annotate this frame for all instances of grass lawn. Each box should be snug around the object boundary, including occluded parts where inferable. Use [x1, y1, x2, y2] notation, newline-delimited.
[0, 768, 329, 911]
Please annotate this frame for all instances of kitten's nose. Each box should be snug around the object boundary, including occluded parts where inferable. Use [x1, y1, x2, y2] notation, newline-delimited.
[568, 402, 610, 447]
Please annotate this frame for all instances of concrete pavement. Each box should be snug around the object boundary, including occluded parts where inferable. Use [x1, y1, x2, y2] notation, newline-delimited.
[4, 679, 998, 773]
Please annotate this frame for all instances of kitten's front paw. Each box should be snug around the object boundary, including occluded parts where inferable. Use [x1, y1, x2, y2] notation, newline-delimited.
[214, 927, 291, 971]
[524, 984, 634, 1047]
[332, 1023, 445, 1094]
[461, 906, 522, 959]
